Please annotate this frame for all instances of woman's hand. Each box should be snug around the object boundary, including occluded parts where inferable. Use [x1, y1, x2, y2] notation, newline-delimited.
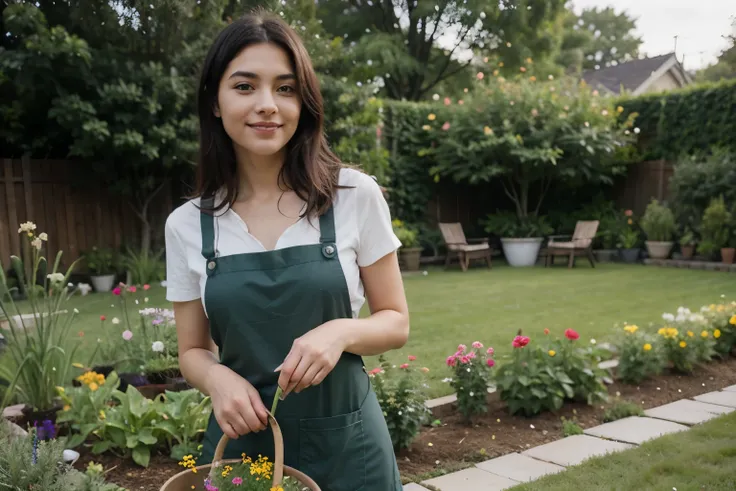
[206, 364, 269, 439]
[275, 321, 347, 398]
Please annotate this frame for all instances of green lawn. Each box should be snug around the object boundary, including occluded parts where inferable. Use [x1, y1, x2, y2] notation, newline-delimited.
[509, 411, 736, 491]
[4, 263, 735, 398]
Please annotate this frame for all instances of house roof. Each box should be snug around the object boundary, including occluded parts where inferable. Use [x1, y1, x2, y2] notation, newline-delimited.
[582, 53, 687, 95]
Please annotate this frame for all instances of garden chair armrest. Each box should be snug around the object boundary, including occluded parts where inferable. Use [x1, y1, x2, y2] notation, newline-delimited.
[467, 238, 489, 244]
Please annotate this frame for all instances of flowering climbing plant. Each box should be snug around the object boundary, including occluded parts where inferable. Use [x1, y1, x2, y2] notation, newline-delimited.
[445, 341, 496, 422]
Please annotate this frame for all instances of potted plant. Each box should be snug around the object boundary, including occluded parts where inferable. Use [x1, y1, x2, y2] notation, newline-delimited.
[84, 246, 118, 292]
[678, 227, 697, 260]
[392, 220, 422, 271]
[697, 196, 731, 262]
[483, 213, 553, 267]
[640, 199, 677, 259]
[595, 213, 625, 263]
[618, 210, 640, 263]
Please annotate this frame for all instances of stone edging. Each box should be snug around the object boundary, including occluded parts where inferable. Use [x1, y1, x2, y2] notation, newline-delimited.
[405, 384, 736, 490]
[643, 258, 736, 272]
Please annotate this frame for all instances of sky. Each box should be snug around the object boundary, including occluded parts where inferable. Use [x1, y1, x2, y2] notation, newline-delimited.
[569, 0, 735, 71]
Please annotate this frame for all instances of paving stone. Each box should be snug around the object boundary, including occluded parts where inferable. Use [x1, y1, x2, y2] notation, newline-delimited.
[403, 483, 432, 491]
[421, 467, 519, 491]
[476, 452, 565, 483]
[522, 434, 634, 467]
[425, 394, 456, 409]
[723, 385, 736, 393]
[694, 391, 736, 408]
[644, 399, 734, 425]
[1, 404, 26, 419]
[583, 416, 687, 445]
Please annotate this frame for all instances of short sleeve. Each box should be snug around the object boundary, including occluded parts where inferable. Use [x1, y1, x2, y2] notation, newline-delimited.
[164, 215, 201, 302]
[355, 174, 402, 267]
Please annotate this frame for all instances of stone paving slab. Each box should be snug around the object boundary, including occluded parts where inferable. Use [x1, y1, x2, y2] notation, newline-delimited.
[644, 399, 734, 425]
[421, 467, 519, 491]
[403, 483, 432, 491]
[522, 434, 634, 467]
[584, 416, 687, 445]
[722, 385, 736, 393]
[694, 391, 736, 408]
[476, 452, 565, 483]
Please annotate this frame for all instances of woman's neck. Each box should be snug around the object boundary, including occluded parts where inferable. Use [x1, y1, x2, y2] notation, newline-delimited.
[235, 147, 287, 201]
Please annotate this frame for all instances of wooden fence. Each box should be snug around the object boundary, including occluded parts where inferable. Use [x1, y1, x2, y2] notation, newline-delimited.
[1, 157, 173, 271]
[613, 160, 674, 216]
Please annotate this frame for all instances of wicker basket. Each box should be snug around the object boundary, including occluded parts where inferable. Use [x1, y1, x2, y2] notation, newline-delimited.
[160, 411, 320, 491]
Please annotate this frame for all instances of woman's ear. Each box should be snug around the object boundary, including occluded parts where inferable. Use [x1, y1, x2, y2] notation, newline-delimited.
[213, 103, 221, 118]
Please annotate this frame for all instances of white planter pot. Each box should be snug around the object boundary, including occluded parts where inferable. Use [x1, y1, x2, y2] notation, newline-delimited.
[90, 274, 116, 293]
[645, 241, 674, 260]
[501, 237, 543, 267]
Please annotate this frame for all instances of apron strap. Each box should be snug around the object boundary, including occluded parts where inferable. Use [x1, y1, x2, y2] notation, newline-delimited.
[200, 195, 217, 260]
[318, 206, 336, 244]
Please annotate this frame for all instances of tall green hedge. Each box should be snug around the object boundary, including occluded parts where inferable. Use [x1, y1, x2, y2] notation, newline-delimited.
[618, 78, 736, 160]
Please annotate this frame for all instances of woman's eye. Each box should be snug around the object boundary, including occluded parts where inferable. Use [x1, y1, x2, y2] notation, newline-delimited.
[278, 85, 295, 93]
[235, 83, 253, 91]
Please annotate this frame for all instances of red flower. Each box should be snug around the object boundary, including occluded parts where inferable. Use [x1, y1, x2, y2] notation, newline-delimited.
[512, 335, 530, 348]
[446, 356, 457, 367]
[112, 287, 121, 296]
[460, 355, 470, 364]
[143, 284, 150, 291]
[543, 328, 550, 335]
[408, 355, 417, 361]
[486, 359, 495, 368]
[128, 286, 137, 293]
[564, 329, 580, 341]
[400, 363, 409, 369]
[368, 368, 382, 375]
[100, 315, 106, 321]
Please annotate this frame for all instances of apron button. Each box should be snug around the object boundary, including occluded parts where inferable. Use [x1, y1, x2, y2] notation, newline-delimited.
[207, 261, 216, 270]
[322, 244, 336, 258]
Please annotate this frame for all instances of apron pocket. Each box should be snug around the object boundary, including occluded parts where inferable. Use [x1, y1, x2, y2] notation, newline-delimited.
[298, 408, 367, 491]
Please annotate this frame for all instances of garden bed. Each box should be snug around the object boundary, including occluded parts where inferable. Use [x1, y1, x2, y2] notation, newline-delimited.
[68, 357, 736, 490]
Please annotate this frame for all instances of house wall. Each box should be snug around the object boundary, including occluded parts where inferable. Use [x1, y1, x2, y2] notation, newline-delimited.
[645, 70, 681, 93]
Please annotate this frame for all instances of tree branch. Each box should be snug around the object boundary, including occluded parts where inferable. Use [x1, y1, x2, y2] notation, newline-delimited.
[534, 175, 553, 216]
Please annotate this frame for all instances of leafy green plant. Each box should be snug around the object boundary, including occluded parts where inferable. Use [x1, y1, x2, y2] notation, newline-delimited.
[84, 247, 119, 275]
[546, 329, 608, 405]
[482, 212, 554, 238]
[391, 219, 420, 248]
[370, 355, 431, 450]
[123, 246, 165, 285]
[698, 196, 732, 257]
[603, 400, 644, 422]
[561, 417, 584, 437]
[615, 325, 665, 384]
[640, 199, 676, 242]
[679, 227, 696, 246]
[657, 326, 699, 374]
[701, 302, 736, 359]
[0, 224, 86, 412]
[445, 341, 496, 422]
[157, 389, 211, 461]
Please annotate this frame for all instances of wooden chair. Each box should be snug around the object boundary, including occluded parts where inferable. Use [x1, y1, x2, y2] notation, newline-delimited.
[439, 222, 493, 271]
[545, 220, 599, 268]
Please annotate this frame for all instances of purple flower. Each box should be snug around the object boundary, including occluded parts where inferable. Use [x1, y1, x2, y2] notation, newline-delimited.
[38, 419, 56, 440]
[152, 318, 163, 326]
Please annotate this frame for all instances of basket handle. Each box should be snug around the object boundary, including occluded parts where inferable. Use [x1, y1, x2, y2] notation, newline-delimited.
[209, 410, 284, 486]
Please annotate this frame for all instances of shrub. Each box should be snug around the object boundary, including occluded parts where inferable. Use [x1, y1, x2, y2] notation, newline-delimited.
[698, 196, 732, 257]
[661, 307, 718, 363]
[445, 341, 496, 421]
[657, 326, 699, 374]
[615, 324, 665, 384]
[370, 355, 431, 450]
[391, 219, 420, 248]
[546, 329, 608, 405]
[603, 400, 644, 422]
[701, 301, 736, 358]
[640, 199, 676, 242]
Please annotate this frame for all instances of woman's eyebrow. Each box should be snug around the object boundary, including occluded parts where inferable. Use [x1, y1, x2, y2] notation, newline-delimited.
[228, 70, 296, 81]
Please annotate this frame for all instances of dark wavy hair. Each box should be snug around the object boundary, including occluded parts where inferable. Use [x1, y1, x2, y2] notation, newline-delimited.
[193, 9, 343, 216]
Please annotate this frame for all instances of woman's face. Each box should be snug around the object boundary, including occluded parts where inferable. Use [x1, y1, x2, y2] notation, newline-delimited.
[216, 42, 302, 159]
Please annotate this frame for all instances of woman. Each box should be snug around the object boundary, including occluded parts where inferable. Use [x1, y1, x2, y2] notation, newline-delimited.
[164, 9, 409, 491]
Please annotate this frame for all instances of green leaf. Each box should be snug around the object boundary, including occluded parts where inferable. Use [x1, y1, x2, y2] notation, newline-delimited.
[137, 427, 158, 445]
[132, 445, 151, 468]
[517, 375, 531, 386]
[92, 440, 114, 454]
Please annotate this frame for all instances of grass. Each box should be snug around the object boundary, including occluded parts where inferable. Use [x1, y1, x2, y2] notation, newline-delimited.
[509, 411, 736, 491]
[3, 263, 735, 397]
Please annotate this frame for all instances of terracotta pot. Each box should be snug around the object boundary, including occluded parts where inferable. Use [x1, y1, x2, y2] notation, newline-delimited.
[722, 247, 735, 265]
[680, 244, 695, 259]
[160, 412, 320, 491]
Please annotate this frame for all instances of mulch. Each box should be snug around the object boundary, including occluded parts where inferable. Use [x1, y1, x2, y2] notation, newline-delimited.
[72, 357, 736, 490]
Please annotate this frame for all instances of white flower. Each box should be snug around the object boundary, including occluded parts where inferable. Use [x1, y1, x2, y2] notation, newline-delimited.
[78, 283, 92, 296]
[442, 377, 453, 383]
[38, 233, 48, 241]
[73, 308, 79, 314]
[152, 341, 165, 352]
[398, 410, 403, 416]
[469, 392, 474, 397]
[31, 238, 42, 250]
[112, 317, 120, 325]
[144, 297, 149, 303]
[18, 222, 36, 233]
[590, 338, 596, 344]
[633, 127, 640, 134]
[47, 273, 65, 284]
[662, 313, 675, 322]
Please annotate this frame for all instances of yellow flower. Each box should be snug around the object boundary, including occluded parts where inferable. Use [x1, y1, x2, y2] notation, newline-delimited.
[484, 126, 493, 135]
[717, 305, 725, 312]
[526, 57, 533, 63]
[548, 350, 556, 357]
[700, 330, 708, 338]
[427, 113, 436, 121]
[56, 386, 65, 394]
[89, 382, 99, 392]
[730, 315, 736, 325]
[624, 325, 638, 333]
[627, 218, 633, 225]
[687, 331, 694, 337]
[422, 125, 431, 131]
[679, 341, 687, 348]
[643, 343, 652, 351]
[493, 69, 499, 76]
[714, 329, 721, 339]
[72, 362, 84, 369]
[99, 410, 106, 420]
[617, 106, 624, 113]
[529, 76, 536, 81]
[63, 404, 71, 411]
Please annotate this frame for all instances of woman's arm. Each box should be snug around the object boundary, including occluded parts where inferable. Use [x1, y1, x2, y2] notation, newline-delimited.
[277, 251, 409, 397]
[173, 299, 220, 395]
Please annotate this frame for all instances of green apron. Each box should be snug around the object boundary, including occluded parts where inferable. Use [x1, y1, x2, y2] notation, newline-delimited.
[197, 196, 402, 491]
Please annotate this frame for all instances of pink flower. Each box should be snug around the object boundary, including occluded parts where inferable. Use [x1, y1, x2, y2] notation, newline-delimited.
[444, 97, 451, 105]
[446, 355, 457, 367]
[143, 284, 150, 290]
[442, 122, 451, 131]
[624, 209, 633, 217]
[472, 341, 483, 349]
[487, 359, 495, 368]
[512, 335, 530, 348]
[467, 351, 476, 359]
[408, 355, 417, 361]
[486, 347, 494, 356]
[458, 99, 464, 105]
[128, 286, 137, 293]
[543, 328, 550, 335]
[112, 287, 121, 296]
[100, 315, 106, 321]
[476, 72, 484, 80]
[368, 367, 382, 375]
[457, 344, 467, 353]
[122, 330, 133, 341]
[400, 363, 409, 369]
[564, 329, 580, 341]
[460, 355, 470, 364]
[231, 476, 243, 485]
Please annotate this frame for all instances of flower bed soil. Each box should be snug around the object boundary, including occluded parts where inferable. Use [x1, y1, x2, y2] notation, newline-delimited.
[73, 357, 736, 490]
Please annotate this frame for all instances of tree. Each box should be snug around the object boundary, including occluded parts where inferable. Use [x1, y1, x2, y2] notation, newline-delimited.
[317, 0, 567, 101]
[697, 17, 736, 82]
[576, 6, 642, 70]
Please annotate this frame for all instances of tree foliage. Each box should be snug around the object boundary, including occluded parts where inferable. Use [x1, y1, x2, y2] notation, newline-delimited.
[576, 6, 642, 70]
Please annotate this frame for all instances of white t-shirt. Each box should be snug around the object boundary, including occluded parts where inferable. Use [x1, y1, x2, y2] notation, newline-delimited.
[164, 167, 402, 318]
